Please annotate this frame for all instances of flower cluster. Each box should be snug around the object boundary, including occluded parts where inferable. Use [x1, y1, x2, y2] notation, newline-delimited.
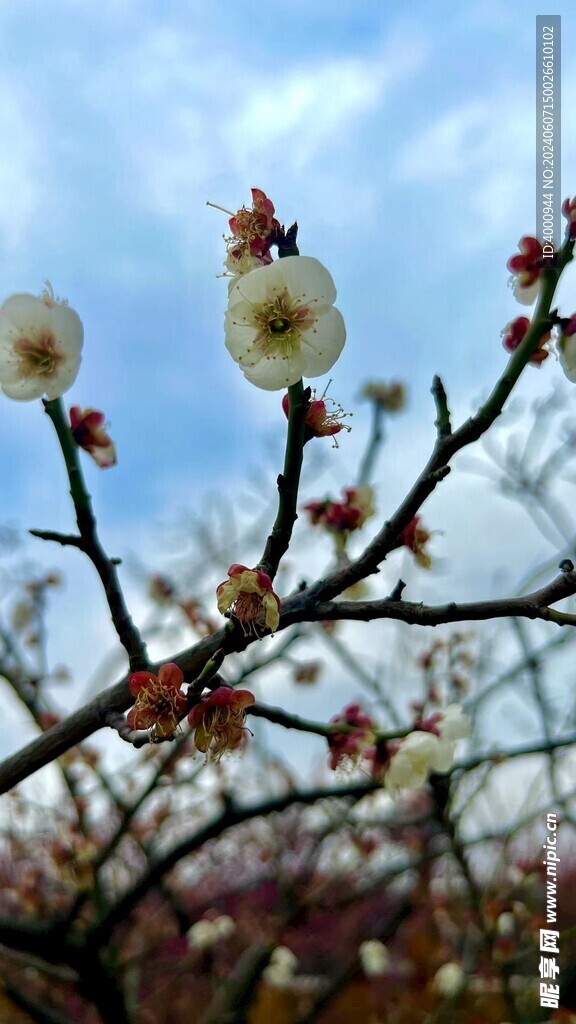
[327, 703, 376, 771]
[187, 914, 236, 950]
[216, 564, 280, 636]
[500, 316, 550, 367]
[326, 703, 470, 800]
[304, 485, 375, 537]
[127, 663, 188, 741]
[360, 380, 407, 413]
[188, 686, 255, 761]
[382, 706, 470, 799]
[0, 284, 83, 401]
[70, 406, 117, 467]
[507, 236, 546, 305]
[225, 187, 280, 274]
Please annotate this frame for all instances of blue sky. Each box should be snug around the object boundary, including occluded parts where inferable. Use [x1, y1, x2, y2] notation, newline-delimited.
[1, 0, 576, 778]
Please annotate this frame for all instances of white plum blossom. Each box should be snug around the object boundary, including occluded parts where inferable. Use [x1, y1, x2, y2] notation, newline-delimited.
[509, 278, 540, 306]
[187, 914, 236, 949]
[432, 962, 465, 997]
[558, 332, 576, 382]
[187, 920, 216, 950]
[384, 732, 454, 799]
[359, 939, 390, 976]
[384, 707, 470, 799]
[262, 945, 299, 989]
[436, 704, 471, 743]
[225, 255, 345, 391]
[0, 284, 83, 401]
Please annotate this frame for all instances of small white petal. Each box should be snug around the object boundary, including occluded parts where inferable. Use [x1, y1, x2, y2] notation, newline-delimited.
[241, 351, 307, 390]
[559, 336, 576, 381]
[299, 307, 346, 376]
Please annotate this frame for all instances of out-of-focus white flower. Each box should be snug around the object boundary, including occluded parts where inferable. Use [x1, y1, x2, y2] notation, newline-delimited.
[187, 919, 217, 950]
[385, 731, 455, 799]
[225, 256, 345, 391]
[359, 939, 390, 976]
[436, 705, 471, 743]
[384, 706, 470, 799]
[511, 279, 540, 306]
[558, 322, 576, 382]
[211, 915, 236, 940]
[496, 911, 515, 937]
[432, 962, 465, 997]
[187, 914, 236, 950]
[262, 963, 294, 988]
[263, 945, 299, 989]
[0, 284, 83, 401]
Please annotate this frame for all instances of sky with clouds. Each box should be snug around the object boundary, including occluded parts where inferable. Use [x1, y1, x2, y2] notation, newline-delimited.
[1, 0, 576, 790]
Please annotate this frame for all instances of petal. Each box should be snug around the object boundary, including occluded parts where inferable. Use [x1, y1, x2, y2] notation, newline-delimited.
[193, 723, 211, 752]
[228, 260, 290, 307]
[272, 255, 337, 307]
[207, 686, 238, 707]
[89, 442, 117, 468]
[188, 703, 206, 728]
[429, 740, 456, 773]
[299, 307, 346, 377]
[232, 689, 255, 710]
[127, 706, 158, 731]
[47, 304, 84, 355]
[262, 591, 280, 631]
[241, 350, 307, 391]
[129, 671, 156, 696]
[158, 662, 185, 691]
[42, 353, 83, 399]
[0, 294, 52, 333]
[1, 378, 47, 401]
[227, 563, 251, 576]
[216, 578, 239, 613]
[224, 306, 261, 364]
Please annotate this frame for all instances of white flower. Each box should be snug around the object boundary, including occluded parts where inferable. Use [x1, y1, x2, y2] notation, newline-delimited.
[262, 945, 298, 988]
[225, 256, 345, 391]
[359, 940, 390, 976]
[384, 731, 455, 799]
[262, 963, 295, 988]
[0, 284, 83, 401]
[269, 946, 298, 971]
[496, 911, 515, 937]
[211, 914, 236, 940]
[436, 705, 471, 743]
[187, 919, 217, 949]
[509, 278, 540, 306]
[432, 962, 465, 997]
[558, 332, 576, 382]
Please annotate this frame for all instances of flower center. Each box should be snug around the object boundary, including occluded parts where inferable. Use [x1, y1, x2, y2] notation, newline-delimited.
[269, 316, 291, 333]
[15, 335, 62, 379]
[251, 290, 315, 358]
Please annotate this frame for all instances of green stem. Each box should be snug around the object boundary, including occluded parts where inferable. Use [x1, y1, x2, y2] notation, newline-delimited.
[431, 374, 452, 437]
[256, 379, 308, 580]
[357, 401, 385, 485]
[43, 398, 148, 672]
